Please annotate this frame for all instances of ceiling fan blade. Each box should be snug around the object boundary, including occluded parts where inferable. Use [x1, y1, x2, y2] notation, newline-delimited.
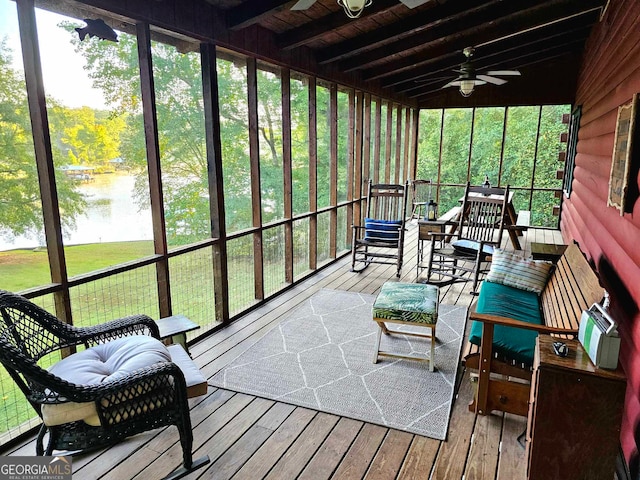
[486, 70, 521, 76]
[291, 0, 317, 10]
[477, 75, 507, 85]
[399, 0, 431, 8]
[442, 79, 463, 89]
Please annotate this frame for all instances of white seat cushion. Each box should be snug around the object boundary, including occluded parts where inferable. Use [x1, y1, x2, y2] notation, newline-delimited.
[42, 336, 171, 426]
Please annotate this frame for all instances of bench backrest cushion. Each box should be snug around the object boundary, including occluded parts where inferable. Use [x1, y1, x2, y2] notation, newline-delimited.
[470, 281, 544, 365]
[486, 249, 554, 294]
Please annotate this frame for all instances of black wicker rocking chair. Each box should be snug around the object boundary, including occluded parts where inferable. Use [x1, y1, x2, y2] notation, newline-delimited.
[0, 290, 209, 480]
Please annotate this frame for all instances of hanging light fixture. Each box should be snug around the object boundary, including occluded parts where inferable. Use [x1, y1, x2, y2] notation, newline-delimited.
[459, 79, 475, 97]
[337, 0, 372, 18]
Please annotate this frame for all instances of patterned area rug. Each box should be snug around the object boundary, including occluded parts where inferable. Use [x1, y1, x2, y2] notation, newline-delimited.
[210, 289, 467, 440]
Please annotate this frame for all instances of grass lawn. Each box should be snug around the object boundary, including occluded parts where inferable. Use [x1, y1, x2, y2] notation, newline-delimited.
[0, 241, 154, 292]
[0, 236, 306, 439]
[0, 239, 266, 437]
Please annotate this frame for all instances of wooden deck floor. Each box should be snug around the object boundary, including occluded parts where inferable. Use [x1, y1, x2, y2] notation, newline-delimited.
[4, 223, 565, 479]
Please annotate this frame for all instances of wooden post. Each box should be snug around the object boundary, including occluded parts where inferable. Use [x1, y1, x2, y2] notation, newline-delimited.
[282, 68, 294, 284]
[385, 101, 393, 183]
[395, 104, 402, 184]
[403, 107, 411, 182]
[410, 108, 419, 182]
[373, 98, 382, 184]
[201, 43, 229, 324]
[354, 91, 364, 229]
[16, 0, 71, 324]
[308, 77, 318, 271]
[247, 58, 264, 300]
[329, 83, 338, 258]
[137, 22, 171, 317]
[347, 89, 356, 245]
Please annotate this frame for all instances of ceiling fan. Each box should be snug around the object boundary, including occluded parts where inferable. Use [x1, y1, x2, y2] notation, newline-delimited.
[291, 0, 430, 19]
[442, 47, 521, 97]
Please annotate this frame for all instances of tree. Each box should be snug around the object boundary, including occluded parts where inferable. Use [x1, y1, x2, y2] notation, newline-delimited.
[65, 24, 292, 244]
[416, 104, 568, 227]
[0, 40, 83, 241]
[48, 105, 126, 169]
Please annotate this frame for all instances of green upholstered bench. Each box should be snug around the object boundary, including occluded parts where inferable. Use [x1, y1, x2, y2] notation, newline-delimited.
[463, 243, 603, 416]
[372, 281, 439, 371]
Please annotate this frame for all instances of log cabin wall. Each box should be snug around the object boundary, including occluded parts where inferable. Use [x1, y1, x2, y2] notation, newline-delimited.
[563, 0, 640, 474]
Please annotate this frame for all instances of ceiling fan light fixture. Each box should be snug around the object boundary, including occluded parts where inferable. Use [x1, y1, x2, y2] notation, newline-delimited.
[337, 0, 372, 18]
[460, 79, 475, 97]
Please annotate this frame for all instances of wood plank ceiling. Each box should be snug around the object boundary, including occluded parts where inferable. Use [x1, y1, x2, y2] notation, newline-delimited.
[209, 0, 608, 107]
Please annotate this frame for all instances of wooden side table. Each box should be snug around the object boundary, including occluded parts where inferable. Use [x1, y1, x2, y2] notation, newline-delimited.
[530, 242, 567, 263]
[526, 335, 626, 480]
[416, 220, 447, 276]
[155, 314, 200, 356]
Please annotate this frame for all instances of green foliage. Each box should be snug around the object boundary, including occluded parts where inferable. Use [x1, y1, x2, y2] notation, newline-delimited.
[416, 105, 569, 227]
[416, 109, 442, 181]
[257, 68, 284, 223]
[316, 84, 331, 208]
[0, 40, 84, 240]
[48, 104, 126, 169]
[290, 75, 310, 215]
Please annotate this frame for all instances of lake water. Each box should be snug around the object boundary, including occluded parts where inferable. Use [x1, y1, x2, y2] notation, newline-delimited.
[0, 174, 153, 252]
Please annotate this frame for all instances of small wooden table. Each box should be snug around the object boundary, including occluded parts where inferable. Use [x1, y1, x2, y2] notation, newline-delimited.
[416, 220, 447, 276]
[530, 242, 567, 263]
[156, 314, 200, 356]
[527, 335, 625, 480]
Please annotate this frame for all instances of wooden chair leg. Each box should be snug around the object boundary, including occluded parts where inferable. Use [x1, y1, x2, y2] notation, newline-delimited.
[471, 253, 483, 294]
[373, 324, 383, 364]
[429, 328, 436, 372]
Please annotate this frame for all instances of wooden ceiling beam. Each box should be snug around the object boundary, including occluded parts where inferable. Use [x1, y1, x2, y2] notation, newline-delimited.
[362, 0, 605, 81]
[278, 0, 402, 50]
[409, 45, 583, 99]
[399, 36, 590, 95]
[314, 0, 498, 64]
[387, 17, 595, 92]
[227, 0, 292, 30]
[339, 0, 548, 72]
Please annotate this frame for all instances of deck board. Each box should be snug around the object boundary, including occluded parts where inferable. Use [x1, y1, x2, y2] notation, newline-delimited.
[298, 417, 363, 480]
[5, 224, 551, 480]
[331, 423, 388, 480]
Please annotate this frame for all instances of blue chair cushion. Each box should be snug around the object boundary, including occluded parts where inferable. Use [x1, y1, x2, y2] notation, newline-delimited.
[469, 280, 543, 365]
[364, 218, 402, 242]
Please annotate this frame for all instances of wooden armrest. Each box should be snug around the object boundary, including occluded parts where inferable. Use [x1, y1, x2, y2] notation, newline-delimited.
[469, 312, 578, 336]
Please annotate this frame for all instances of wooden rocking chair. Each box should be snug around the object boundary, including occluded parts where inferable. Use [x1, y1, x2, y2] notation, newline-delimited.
[351, 180, 409, 278]
[424, 182, 510, 293]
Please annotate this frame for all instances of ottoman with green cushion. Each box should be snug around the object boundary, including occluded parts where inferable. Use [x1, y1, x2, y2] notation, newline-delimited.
[372, 281, 440, 371]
